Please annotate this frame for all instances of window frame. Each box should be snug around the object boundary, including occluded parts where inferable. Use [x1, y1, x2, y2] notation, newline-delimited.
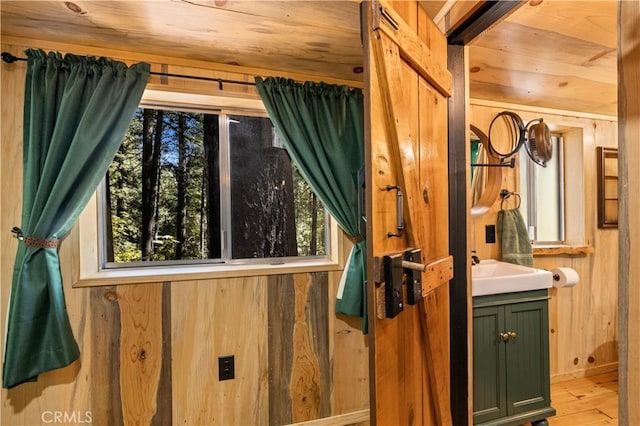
[519, 134, 566, 244]
[517, 120, 588, 252]
[73, 90, 343, 288]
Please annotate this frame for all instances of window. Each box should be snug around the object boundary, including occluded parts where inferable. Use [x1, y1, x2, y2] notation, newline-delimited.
[518, 135, 565, 243]
[101, 106, 329, 268]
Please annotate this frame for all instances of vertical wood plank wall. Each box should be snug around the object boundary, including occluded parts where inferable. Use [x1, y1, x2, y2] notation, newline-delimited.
[0, 40, 369, 425]
[469, 102, 619, 383]
[618, 0, 640, 422]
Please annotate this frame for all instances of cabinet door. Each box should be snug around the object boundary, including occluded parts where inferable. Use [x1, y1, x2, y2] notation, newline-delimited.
[504, 300, 551, 415]
[473, 305, 507, 423]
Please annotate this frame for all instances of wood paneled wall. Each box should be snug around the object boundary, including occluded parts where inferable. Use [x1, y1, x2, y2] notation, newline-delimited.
[0, 40, 369, 425]
[469, 101, 619, 383]
[618, 1, 640, 422]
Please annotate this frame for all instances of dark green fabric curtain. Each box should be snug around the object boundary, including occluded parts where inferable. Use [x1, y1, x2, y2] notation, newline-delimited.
[254, 77, 367, 330]
[3, 49, 149, 388]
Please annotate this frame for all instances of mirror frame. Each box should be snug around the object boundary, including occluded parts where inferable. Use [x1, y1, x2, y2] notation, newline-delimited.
[470, 124, 503, 216]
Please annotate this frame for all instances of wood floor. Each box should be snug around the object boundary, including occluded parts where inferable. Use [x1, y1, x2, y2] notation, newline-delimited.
[549, 371, 618, 425]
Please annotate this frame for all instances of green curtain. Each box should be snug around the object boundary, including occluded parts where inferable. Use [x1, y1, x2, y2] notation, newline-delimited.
[3, 49, 149, 388]
[255, 77, 367, 331]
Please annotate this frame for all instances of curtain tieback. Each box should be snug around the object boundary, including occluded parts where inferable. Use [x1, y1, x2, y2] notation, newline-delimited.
[11, 227, 60, 248]
[348, 234, 365, 244]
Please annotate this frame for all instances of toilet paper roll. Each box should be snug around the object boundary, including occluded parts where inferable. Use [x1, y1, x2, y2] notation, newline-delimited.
[551, 267, 579, 288]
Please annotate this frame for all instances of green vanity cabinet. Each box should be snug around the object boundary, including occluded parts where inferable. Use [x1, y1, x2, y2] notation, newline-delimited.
[473, 289, 556, 425]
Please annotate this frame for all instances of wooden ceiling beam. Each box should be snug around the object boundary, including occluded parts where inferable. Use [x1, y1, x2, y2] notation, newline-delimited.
[447, 0, 525, 45]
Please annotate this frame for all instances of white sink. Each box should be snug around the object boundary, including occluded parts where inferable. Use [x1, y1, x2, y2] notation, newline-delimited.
[472, 259, 553, 297]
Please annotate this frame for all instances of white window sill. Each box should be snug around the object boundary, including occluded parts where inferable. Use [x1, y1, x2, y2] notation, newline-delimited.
[74, 258, 343, 287]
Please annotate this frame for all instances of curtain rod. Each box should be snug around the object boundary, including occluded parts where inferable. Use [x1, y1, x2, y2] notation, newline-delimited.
[1, 51, 256, 89]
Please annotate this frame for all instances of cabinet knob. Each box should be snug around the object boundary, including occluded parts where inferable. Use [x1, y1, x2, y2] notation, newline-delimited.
[499, 331, 517, 342]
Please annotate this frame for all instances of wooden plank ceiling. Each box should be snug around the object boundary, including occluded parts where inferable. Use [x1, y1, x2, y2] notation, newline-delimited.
[467, 0, 617, 116]
[0, 1, 617, 115]
[0, 0, 364, 82]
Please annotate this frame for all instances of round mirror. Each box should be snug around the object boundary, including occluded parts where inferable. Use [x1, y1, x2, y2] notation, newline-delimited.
[488, 111, 524, 158]
[525, 118, 553, 167]
[470, 125, 502, 216]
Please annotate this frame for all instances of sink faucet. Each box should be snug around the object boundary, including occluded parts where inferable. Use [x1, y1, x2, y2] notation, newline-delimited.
[471, 251, 480, 266]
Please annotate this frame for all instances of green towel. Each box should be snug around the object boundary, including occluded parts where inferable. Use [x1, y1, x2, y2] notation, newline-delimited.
[497, 208, 533, 267]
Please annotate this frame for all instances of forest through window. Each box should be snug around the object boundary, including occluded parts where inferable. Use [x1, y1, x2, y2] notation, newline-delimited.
[103, 107, 327, 266]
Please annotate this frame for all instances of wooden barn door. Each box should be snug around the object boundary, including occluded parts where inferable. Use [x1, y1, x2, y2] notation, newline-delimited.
[364, 1, 454, 424]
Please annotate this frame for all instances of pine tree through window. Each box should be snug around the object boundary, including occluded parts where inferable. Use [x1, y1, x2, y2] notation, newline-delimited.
[103, 107, 328, 266]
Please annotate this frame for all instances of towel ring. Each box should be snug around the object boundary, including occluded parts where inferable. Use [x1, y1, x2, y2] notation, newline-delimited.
[500, 189, 521, 209]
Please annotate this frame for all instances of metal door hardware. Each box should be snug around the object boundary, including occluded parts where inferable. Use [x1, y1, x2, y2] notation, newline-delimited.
[383, 254, 404, 318]
[379, 6, 399, 30]
[386, 185, 404, 237]
[382, 249, 428, 317]
[404, 249, 423, 305]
